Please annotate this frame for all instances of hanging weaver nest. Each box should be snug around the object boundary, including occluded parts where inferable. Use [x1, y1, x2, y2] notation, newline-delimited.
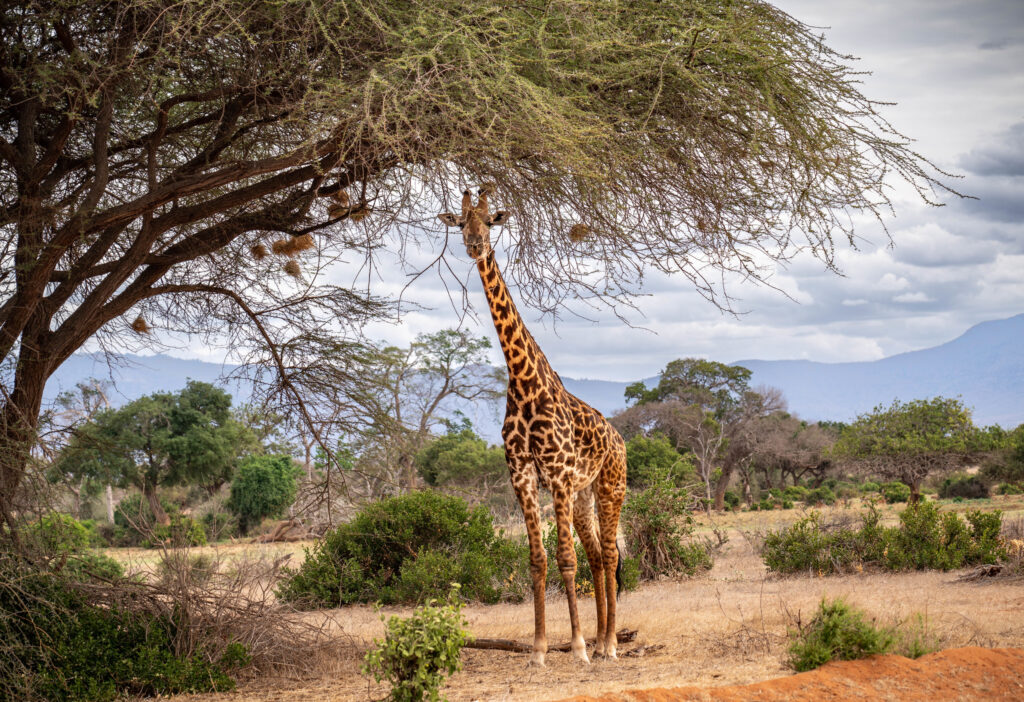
[270, 234, 314, 257]
[327, 203, 349, 219]
[348, 205, 372, 222]
[250, 243, 268, 260]
[568, 224, 591, 242]
[283, 259, 302, 278]
[130, 315, 150, 334]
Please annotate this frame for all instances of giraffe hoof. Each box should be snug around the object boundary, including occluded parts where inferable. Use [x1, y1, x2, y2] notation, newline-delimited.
[528, 651, 546, 667]
[571, 638, 590, 664]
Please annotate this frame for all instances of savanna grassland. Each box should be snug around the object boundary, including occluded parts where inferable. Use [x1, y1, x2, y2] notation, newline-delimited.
[167, 495, 1024, 702]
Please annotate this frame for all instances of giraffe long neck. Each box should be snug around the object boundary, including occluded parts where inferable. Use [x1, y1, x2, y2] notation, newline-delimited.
[477, 252, 553, 387]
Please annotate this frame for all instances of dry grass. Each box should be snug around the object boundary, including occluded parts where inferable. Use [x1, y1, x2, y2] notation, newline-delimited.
[179, 495, 1024, 701]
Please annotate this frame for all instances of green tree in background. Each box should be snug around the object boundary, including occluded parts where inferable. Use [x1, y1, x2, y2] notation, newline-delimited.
[228, 455, 302, 535]
[415, 425, 507, 489]
[831, 397, 997, 502]
[624, 433, 694, 488]
[54, 382, 256, 525]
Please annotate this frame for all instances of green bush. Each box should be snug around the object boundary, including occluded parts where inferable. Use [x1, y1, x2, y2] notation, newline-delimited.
[227, 455, 301, 535]
[621, 468, 713, 580]
[761, 503, 1006, 575]
[861, 481, 880, 494]
[783, 485, 809, 501]
[624, 433, 695, 488]
[201, 511, 240, 541]
[362, 590, 470, 702]
[63, 551, 124, 582]
[787, 598, 895, 672]
[144, 514, 207, 548]
[25, 513, 92, 554]
[278, 492, 528, 607]
[997, 482, 1024, 495]
[112, 494, 203, 547]
[0, 550, 243, 701]
[723, 489, 741, 509]
[806, 486, 836, 506]
[880, 482, 911, 504]
[938, 473, 989, 500]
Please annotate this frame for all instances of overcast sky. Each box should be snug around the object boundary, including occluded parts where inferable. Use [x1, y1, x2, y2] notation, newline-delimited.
[179, 1, 1024, 382]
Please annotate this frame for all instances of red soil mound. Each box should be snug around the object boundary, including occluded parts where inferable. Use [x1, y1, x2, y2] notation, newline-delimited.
[559, 647, 1024, 702]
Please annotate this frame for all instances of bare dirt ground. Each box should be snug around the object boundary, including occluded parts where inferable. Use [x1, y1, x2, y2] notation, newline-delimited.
[179, 497, 1024, 702]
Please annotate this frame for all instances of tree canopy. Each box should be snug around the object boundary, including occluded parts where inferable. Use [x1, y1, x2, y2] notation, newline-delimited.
[54, 381, 256, 524]
[830, 397, 997, 501]
[1, 0, 956, 523]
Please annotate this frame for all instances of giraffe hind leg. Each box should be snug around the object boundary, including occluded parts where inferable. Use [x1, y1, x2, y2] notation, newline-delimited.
[573, 486, 607, 656]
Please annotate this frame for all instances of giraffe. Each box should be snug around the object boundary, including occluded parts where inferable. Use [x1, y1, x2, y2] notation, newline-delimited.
[439, 188, 628, 666]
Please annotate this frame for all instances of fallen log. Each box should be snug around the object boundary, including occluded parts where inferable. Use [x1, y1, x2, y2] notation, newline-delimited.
[466, 628, 638, 653]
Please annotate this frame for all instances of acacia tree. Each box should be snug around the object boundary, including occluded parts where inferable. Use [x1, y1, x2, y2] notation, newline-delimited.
[54, 381, 256, 524]
[831, 397, 995, 503]
[1, 0, 954, 525]
[348, 329, 503, 493]
[618, 358, 782, 509]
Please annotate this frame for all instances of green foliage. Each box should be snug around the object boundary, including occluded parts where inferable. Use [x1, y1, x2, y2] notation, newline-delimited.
[621, 467, 713, 579]
[227, 455, 301, 534]
[55, 382, 257, 510]
[25, 513, 92, 554]
[625, 359, 751, 414]
[762, 503, 1006, 575]
[938, 473, 989, 500]
[723, 489, 741, 509]
[783, 485, 809, 501]
[980, 425, 1024, 487]
[997, 482, 1024, 495]
[362, 591, 470, 702]
[278, 492, 528, 607]
[787, 598, 895, 672]
[147, 515, 207, 548]
[831, 397, 989, 494]
[880, 481, 912, 504]
[861, 481, 881, 494]
[0, 550, 243, 701]
[805, 486, 836, 506]
[415, 428, 506, 488]
[624, 433, 693, 488]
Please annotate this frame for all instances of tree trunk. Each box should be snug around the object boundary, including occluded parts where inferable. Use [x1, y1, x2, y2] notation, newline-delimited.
[0, 357, 49, 530]
[909, 479, 922, 505]
[142, 482, 171, 526]
[105, 484, 115, 524]
[712, 465, 733, 511]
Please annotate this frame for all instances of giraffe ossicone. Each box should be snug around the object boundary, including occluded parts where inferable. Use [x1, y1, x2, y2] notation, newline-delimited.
[438, 189, 628, 666]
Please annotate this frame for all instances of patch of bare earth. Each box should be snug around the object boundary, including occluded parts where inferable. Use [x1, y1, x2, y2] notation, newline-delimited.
[558, 648, 1024, 701]
[180, 500, 1024, 702]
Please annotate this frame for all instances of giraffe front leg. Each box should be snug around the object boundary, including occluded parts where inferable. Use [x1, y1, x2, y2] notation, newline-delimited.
[552, 484, 589, 664]
[508, 455, 547, 666]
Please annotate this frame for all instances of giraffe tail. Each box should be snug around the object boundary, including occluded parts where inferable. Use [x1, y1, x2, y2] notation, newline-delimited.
[615, 546, 624, 594]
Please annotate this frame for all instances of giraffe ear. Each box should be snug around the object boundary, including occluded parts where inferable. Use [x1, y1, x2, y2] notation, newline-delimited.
[437, 213, 460, 227]
[489, 211, 510, 227]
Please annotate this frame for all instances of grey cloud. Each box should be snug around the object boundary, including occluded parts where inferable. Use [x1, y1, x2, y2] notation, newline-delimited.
[960, 122, 1024, 177]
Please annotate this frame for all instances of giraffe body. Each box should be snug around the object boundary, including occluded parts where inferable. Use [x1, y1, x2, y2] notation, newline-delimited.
[440, 189, 627, 665]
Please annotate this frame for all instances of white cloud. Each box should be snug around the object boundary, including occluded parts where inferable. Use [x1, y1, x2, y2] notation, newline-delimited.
[894, 292, 934, 304]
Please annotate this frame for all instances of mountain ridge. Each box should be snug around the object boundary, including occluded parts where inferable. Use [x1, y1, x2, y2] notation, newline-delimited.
[44, 313, 1023, 437]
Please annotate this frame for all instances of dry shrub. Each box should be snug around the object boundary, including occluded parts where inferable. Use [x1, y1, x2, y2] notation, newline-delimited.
[148, 545, 338, 676]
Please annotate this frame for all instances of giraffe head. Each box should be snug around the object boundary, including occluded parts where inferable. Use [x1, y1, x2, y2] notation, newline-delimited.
[437, 186, 510, 260]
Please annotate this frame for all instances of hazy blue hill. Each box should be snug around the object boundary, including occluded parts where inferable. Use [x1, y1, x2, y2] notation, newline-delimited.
[736, 313, 1024, 427]
[45, 353, 251, 407]
[45, 313, 1023, 436]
